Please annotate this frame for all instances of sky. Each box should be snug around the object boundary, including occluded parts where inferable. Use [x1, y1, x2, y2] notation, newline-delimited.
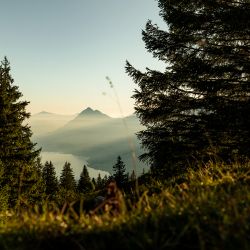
[0, 0, 166, 117]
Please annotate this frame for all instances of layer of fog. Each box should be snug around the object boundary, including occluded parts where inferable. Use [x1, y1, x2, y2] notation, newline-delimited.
[30, 108, 146, 174]
[29, 112, 77, 136]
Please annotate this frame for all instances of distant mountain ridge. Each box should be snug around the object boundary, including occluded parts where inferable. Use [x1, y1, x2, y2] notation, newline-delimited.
[36, 111, 53, 115]
[77, 107, 109, 118]
[63, 107, 111, 130]
[29, 112, 77, 136]
[32, 107, 146, 173]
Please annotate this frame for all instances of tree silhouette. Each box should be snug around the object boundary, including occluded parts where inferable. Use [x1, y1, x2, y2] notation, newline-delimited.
[112, 156, 127, 188]
[130, 170, 136, 182]
[77, 165, 92, 193]
[96, 173, 103, 190]
[0, 57, 41, 205]
[59, 162, 76, 191]
[126, 0, 250, 177]
[42, 161, 58, 198]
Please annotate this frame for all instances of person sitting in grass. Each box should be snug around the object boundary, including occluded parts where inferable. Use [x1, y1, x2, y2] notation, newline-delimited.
[91, 180, 125, 215]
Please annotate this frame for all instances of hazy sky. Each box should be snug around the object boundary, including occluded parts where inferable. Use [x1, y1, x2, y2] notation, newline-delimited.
[0, 0, 165, 117]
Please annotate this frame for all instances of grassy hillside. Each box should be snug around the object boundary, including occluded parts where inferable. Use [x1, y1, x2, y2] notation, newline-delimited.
[0, 161, 249, 250]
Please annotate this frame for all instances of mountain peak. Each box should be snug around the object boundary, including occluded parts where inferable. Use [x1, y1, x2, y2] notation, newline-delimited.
[77, 107, 109, 119]
[81, 107, 94, 113]
[36, 111, 53, 116]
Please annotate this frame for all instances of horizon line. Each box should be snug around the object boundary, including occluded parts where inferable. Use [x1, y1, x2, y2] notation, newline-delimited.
[31, 107, 136, 118]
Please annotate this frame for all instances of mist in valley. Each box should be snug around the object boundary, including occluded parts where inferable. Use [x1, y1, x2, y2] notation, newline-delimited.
[30, 107, 148, 174]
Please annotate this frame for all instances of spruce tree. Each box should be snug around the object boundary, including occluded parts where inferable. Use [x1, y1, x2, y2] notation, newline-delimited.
[112, 156, 127, 188]
[77, 165, 92, 194]
[0, 57, 41, 205]
[96, 173, 103, 190]
[42, 161, 59, 198]
[130, 170, 136, 182]
[102, 175, 108, 187]
[126, 0, 250, 177]
[59, 162, 76, 191]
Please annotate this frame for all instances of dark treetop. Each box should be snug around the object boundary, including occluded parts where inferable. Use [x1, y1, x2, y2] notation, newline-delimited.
[126, 0, 250, 177]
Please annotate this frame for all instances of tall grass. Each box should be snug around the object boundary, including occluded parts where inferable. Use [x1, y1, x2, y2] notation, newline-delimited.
[0, 161, 249, 250]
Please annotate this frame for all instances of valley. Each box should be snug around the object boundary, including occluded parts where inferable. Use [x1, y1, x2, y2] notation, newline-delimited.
[30, 107, 147, 176]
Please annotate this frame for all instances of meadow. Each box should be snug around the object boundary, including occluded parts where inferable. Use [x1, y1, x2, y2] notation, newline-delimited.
[0, 160, 249, 250]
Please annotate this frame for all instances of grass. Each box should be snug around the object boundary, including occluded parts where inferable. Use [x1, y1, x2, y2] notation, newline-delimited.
[0, 161, 249, 250]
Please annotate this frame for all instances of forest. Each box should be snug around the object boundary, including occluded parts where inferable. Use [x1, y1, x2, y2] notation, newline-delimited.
[0, 0, 249, 249]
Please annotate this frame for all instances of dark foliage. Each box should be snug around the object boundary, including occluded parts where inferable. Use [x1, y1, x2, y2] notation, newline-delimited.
[0, 57, 42, 205]
[95, 173, 103, 190]
[77, 165, 92, 193]
[126, 0, 250, 177]
[112, 156, 127, 188]
[95, 173, 110, 190]
[59, 162, 77, 191]
[42, 161, 59, 198]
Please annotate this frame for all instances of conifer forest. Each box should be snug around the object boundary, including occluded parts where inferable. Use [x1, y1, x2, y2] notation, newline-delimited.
[0, 1, 249, 249]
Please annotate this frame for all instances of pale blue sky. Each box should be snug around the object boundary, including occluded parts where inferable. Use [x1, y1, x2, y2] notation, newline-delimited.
[0, 0, 165, 117]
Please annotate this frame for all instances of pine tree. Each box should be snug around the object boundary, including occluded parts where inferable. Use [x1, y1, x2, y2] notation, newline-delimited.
[126, 1, 250, 177]
[102, 175, 108, 187]
[130, 170, 136, 182]
[0, 57, 41, 205]
[42, 161, 58, 198]
[112, 156, 127, 188]
[77, 165, 92, 194]
[59, 162, 76, 191]
[96, 173, 103, 190]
